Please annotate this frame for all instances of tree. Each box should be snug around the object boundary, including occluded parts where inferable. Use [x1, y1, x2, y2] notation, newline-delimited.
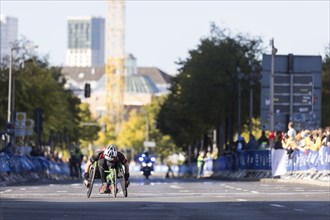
[321, 46, 330, 127]
[95, 116, 116, 148]
[79, 103, 100, 147]
[157, 23, 264, 156]
[115, 97, 179, 161]
[0, 38, 82, 150]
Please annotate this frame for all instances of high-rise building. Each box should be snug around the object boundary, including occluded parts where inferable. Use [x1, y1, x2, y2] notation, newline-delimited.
[0, 15, 18, 62]
[66, 16, 105, 67]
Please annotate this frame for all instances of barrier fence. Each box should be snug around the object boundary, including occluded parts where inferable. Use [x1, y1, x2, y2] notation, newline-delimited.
[179, 146, 330, 181]
[1, 147, 329, 184]
[0, 152, 70, 184]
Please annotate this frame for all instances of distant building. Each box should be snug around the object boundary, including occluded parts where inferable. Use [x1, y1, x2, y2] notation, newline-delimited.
[62, 62, 172, 119]
[0, 15, 18, 62]
[66, 16, 105, 67]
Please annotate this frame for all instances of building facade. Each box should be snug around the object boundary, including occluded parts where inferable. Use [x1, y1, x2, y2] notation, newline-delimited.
[0, 15, 18, 62]
[66, 16, 105, 67]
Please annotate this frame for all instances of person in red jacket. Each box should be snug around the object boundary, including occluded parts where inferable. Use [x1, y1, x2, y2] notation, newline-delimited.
[83, 144, 130, 194]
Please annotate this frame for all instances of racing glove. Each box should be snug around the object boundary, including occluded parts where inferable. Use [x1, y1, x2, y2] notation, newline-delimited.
[124, 173, 130, 188]
[83, 172, 89, 180]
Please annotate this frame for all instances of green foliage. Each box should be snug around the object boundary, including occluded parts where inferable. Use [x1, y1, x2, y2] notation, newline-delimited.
[157, 23, 264, 151]
[321, 46, 330, 127]
[95, 116, 116, 147]
[79, 103, 100, 146]
[0, 38, 89, 150]
[114, 97, 179, 160]
[116, 109, 145, 153]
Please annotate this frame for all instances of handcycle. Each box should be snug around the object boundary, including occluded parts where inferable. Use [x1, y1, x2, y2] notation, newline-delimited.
[86, 160, 128, 198]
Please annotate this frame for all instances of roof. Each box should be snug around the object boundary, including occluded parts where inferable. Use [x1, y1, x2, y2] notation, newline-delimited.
[61, 66, 172, 86]
[62, 66, 161, 94]
[62, 66, 104, 82]
[137, 67, 172, 84]
[92, 74, 158, 94]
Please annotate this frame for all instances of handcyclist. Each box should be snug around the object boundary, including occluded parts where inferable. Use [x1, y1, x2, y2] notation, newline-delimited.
[83, 144, 130, 194]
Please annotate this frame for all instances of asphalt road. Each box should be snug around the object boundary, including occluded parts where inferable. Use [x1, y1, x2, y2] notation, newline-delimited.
[1, 174, 329, 220]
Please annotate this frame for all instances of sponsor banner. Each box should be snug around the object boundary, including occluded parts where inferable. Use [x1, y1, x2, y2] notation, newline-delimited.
[238, 150, 271, 170]
[287, 146, 330, 171]
[212, 148, 330, 173]
[271, 149, 287, 176]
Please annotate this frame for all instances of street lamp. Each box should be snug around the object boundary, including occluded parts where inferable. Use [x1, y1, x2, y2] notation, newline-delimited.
[269, 38, 277, 131]
[7, 47, 20, 123]
[247, 61, 262, 135]
[7, 45, 38, 123]
[237, 67, 243, 135]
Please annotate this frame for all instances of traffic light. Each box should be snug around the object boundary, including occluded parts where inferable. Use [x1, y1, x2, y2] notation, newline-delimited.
[84, 83, 91, 98]
[6, 122, 15, 136]
[34, 108, 44, 134]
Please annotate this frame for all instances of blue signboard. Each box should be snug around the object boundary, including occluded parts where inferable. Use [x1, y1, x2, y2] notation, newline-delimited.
[260, 54, 322, 131]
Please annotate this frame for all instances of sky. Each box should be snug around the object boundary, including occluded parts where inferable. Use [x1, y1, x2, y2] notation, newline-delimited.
[1, 0, 329, 75]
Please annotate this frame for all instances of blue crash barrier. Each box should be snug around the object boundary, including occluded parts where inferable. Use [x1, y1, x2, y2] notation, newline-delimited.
[179, 146, 330, 177]
[212, 150, 271, 171]
[287, 146, 330, 172]
[211, 147, 329, 173]
[0, 152, 70, 176]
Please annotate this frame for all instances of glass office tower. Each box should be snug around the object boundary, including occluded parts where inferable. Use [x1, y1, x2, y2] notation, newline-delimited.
[66, 16, 105, 67]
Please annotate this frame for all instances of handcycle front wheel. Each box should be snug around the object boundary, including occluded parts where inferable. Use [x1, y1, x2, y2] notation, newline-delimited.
[110, 168, 117, 198]
[86, 165, 96, 198]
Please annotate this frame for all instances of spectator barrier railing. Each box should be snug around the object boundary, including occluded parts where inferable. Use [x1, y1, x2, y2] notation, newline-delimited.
[178, 146, 330, 181]
[0, 152, 70, 183]
[1, 147, 329, 183]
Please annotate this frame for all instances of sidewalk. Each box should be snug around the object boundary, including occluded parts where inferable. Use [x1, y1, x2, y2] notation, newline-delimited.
[208, 170, 330, 187]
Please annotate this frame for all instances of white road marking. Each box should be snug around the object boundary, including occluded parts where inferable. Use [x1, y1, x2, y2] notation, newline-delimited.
[169, 185, 181, 189]
[236, 199, 247, 201]
[251, 191, 259, 194]
[269, 204, 285, 208]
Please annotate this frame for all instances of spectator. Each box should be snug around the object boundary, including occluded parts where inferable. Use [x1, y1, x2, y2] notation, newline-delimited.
[197, 151, 206, 178]
[304, 131, 313, 150]
[310, 130, 322, 151]
[273, 131, 284, 150]
[268, 131, 276, 148]
[165, 160, 175, 178]
[257, 130, 269, 149]
[324, 126, 330, 147]
[297, 130, 308, 149]
[281, 133, 298, 156]
[287, 121, 297, 141]
[69, 147, 84, 179]
[235, 135, 246, 151]
[246, 134, 259, 150]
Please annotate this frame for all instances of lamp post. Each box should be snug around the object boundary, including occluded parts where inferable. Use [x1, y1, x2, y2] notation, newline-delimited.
[237, 67, 242, 135]
[248, 61, 261, 135]
[7, 45, 38, 123]
[7, 47, 20, 123]
[270, 38, 277, 131]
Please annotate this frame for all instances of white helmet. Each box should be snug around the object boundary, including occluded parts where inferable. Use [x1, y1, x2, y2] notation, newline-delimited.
[104, 144, 117, 161]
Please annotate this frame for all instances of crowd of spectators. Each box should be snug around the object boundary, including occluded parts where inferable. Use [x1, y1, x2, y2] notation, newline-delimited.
[227, 122, 330, 154]
[277, 123, 330, 153]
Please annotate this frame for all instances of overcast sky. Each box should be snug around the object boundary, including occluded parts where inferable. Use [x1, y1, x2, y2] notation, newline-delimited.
[1, 0, 329, 75]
